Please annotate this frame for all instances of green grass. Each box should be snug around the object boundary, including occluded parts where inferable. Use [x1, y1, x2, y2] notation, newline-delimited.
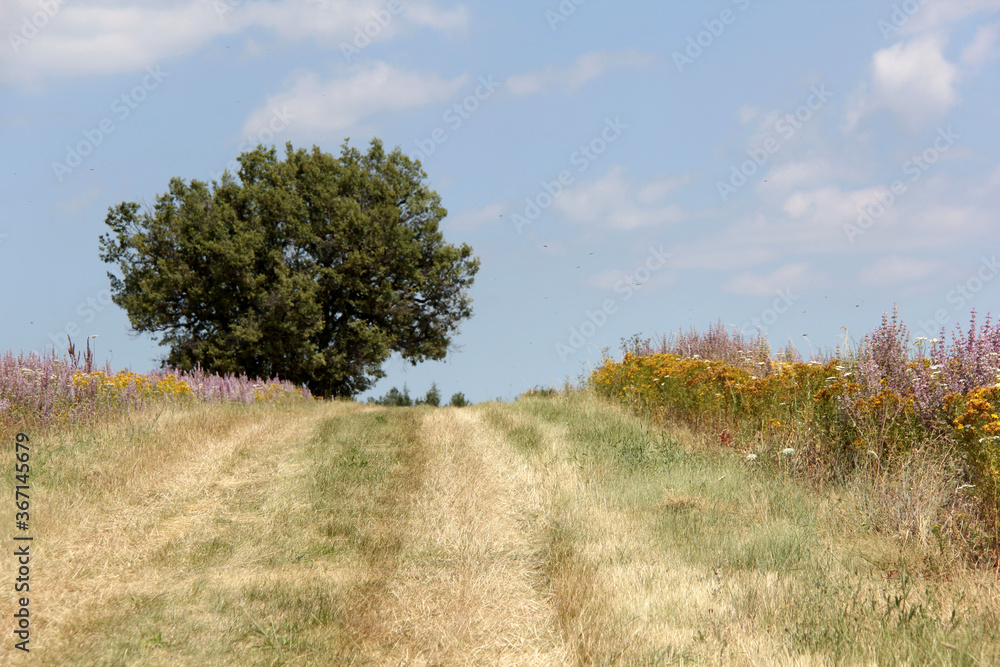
[505, 391, 1000, 665]
[6, 391, 1000, 665]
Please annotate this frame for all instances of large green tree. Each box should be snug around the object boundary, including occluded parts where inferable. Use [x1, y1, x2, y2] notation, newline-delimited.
[99, 140, 479, 397]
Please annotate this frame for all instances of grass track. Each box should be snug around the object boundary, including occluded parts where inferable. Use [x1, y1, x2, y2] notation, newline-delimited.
[3, 393, 999, 665]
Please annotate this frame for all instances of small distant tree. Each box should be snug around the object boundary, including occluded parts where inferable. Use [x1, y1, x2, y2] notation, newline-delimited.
[449, 392, 469, 407]
[375, 384, 412, 407]
[423, 382, 441, 407]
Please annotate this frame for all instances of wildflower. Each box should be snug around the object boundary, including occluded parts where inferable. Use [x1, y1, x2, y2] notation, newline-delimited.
[780, 447, 795, 456]
[745, 453, 758, 462]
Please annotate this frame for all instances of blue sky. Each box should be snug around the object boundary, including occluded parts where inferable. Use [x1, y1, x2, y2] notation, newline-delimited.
[2, 0, 1000, 403]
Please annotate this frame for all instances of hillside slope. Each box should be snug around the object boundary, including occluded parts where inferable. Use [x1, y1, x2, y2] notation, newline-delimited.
[4, 393, 999, 665]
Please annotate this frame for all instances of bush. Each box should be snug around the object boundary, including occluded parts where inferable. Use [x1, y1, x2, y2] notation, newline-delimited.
[590, 309, 1000, 560]
[449, 392, 469, 407]
[519, 386, 558, 399]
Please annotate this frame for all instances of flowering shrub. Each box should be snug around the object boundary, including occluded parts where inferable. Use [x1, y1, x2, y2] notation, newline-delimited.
[950, 386, 1000, 507]
[0, 348, 311, 434]
[590, 351, 839, 444]
[591, 308, 1000, 517]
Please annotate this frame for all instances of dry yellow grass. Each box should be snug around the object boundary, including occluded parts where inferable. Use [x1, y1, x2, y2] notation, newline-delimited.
[2, 391, 998, 665]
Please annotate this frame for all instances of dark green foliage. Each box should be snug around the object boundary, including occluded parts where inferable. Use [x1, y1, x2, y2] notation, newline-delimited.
[420, 382, 441, 407]
[99, 140, 479, 398]
[372, 385, 413, 407]
[449, 392, 469, 407]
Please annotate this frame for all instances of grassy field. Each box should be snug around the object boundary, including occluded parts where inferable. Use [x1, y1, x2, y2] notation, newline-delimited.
[3, 391, 999, 665]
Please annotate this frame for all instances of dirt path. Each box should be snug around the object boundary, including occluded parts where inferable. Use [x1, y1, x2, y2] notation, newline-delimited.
[351, 407, 574, 665]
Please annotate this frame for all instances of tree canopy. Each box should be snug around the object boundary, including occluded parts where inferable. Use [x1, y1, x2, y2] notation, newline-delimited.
[99, 140, 479, 398]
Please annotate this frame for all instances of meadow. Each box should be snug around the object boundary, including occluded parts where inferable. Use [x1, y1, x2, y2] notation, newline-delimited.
[591, 308, 1000, 567]
[1, 313, 999, 664]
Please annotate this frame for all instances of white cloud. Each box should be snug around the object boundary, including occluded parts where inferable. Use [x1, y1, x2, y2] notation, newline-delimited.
[586, 263, 676, 294]
[724, 263, 812, 297]
[782, 185, 899, 237]
[891, 0, 1000, 36]
[554, 166, 686, 230]
[972, 163, 1000, 196]
[857, 255, 943, 286]
[844, 36, 960, 132]
[0, 0, 468, 87]
[402, 2, 468, 31]
[962, 22, 1000, 65]
[506, 50, 651, 96]
[242, 62, 466, 136]
[758, 158, 834, 197]
[901, 203, 990, 247]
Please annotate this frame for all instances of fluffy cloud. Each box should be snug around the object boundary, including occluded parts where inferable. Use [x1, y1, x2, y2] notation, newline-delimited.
[0, 0, 467, 87]
[242, 62, 467, 136]
[887, 0, 1000, 36]
[505, 50, 651, 96]
[844, 36, 960, 132]
[962, 22, 1000, 65]
[554, 166, 687, 230]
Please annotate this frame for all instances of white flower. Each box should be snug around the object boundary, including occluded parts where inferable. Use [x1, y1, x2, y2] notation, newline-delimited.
[745, 453, 758, 462]
[780, 447, 795, 456]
